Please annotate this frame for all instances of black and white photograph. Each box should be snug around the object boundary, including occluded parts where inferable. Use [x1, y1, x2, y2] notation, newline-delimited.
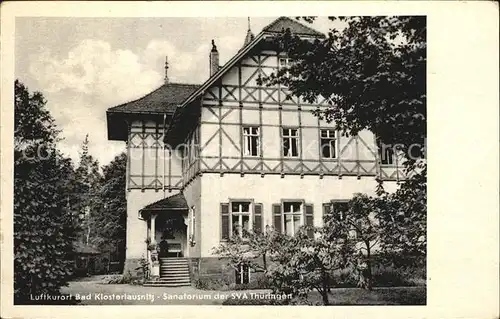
[1, 1, 498, 317]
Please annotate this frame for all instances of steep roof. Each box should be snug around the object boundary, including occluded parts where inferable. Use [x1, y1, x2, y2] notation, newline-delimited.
[262, 16, 325, 37]
[140, 193, 188, 212]
[107, 83, 199, 115]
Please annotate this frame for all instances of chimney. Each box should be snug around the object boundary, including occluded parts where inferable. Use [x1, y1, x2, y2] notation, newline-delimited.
[209, 39, 219, 76]
[164, 56, 169, 84]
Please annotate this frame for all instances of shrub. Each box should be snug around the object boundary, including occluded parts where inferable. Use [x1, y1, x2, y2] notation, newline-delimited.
[193, 276, 231, 290]
[102, 271, 143, 285]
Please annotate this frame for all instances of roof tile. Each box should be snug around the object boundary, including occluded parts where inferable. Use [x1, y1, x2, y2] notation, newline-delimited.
[141, 193, 188, 211]
[263, 16, 325, 37]
[107, 83, 199, 115]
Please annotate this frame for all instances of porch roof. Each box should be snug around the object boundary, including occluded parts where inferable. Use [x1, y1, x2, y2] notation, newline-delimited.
[140, 193, 189, 212]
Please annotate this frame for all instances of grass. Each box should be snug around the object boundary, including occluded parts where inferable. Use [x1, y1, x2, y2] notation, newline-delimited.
[223, 286, 426, 305]
[309, 287, 426, 305]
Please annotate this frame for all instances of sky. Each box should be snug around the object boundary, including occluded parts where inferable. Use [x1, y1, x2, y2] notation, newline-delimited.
[15, 17, 335, 166]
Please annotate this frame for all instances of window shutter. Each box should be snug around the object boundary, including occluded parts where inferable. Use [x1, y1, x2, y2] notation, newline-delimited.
[221, 203, 230, 240]
[305, 204, 314, 237]
[272, 204, 282, 233]
[253, 203, 263, 233]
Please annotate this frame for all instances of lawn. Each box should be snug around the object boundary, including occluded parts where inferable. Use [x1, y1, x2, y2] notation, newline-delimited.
[307, 287, 426, 305]
[222, 286, 426, 305]
[61, 276, 425, 305]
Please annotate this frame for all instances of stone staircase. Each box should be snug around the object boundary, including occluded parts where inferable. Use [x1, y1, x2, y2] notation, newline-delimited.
[143, 257, 191, 287]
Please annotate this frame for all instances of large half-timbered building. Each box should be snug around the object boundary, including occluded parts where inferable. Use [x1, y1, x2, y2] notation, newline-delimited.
[106, 17, 402, 285]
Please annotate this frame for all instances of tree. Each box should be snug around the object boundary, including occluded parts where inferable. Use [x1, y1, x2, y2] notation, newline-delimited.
[265, 227, 354, 305]
[261, 16, 427, 277]
[323, 194, 384, 290]
[262, 16, 426, 156]
[213, 227, 278, 273]
[93, 153, 127, 268]
[376, 167, 427, 268]
[14, 80, 77, 304]
[74, 135, 102, 246]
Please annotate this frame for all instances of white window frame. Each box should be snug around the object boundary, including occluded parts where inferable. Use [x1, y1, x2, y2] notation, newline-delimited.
[282, 128, 300, 158]
[243, 126, 260, 157]
[235, 264, 251, 284]
[230, 200, 253, 238]
[282, 200, 304, 236]
[320, 129, 336, 159]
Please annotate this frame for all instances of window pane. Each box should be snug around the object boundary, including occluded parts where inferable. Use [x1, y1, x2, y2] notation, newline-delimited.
[243, 127, 250, 134]
[283, 138, 290, 156]
[291, 138, 298, 156]
[330, 140, 336, 158]
[250, 136, 258, 156]
[320, 130, 327, 138]
[283, 202, 292, 212]
[285, 215, 294, 236]
[242, 215, 250, 231]
[231, 202, 239, 212]
[292, 203, 301, 213]
[321, 139, 330, 157]
[242, 265, 250, 284]
[293, 215, 301, 233]
[241, 202, 250, 212]
[232, 215, 240, 236]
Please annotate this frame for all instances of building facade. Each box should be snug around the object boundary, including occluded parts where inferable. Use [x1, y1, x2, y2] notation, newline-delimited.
[106, 17, 403, 284]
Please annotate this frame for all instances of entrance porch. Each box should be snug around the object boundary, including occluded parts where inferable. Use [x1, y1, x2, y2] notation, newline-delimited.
[139, 193, 192, 286]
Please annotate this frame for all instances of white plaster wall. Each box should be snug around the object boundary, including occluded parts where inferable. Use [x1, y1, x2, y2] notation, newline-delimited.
[125, 189, 181, 260]
[183, 177, 202, 257]
[199, 173, 398, 257]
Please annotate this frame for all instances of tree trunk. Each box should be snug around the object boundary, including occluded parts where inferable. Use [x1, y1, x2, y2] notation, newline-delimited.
[321, 270, 330, 305]
[365, 242, 373, 291]
[262, 253, 267, 271]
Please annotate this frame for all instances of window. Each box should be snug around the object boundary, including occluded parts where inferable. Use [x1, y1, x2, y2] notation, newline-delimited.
[325, 201, 349, 221]
[282, 128, 299, 157]
[283, 202, 303, 236]
[377, 140, 395, 165]
[235, 264, 250, 284]
[231, 202, 251, 238]
[272, 201, 314, 237]
[243, 126, 260, 157]
[278, 57, 294, 69]
[320, 129, 336, 158]
[220, 201, 263, 240]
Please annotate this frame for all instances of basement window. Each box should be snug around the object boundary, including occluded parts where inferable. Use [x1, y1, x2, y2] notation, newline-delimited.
[235, 264, 250, 284]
